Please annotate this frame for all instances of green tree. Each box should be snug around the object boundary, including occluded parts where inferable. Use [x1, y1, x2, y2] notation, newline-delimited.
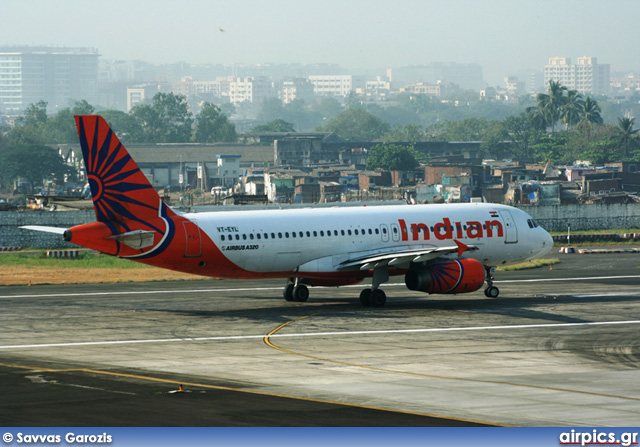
[252, 119, 296, 133]
[576, 96, 604, 144]
[615, 117, 640, 159]
[130, 93, 193, 143]
[0, 145, 73, 190]
[530, 80, 567, 133]
[194, 102, 237, 143]
[365, 143, 419, 171]
[19, 101, 48, 128]
[560, 90, 583, 129]
[98, 110, 142, 143]
[318, 107, 390, 141]
[439, 118, 490, 141]
[9, 101, 49, 145]
[381, 124, 425, 143]
[499, 113, 545, 159]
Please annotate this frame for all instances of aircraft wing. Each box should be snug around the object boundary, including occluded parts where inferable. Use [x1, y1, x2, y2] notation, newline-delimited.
[338, 241, 478, 271]
[20, 225, 68, 235]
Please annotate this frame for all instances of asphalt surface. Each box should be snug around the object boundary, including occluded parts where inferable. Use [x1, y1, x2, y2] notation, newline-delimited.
[1, 250, 639, 426]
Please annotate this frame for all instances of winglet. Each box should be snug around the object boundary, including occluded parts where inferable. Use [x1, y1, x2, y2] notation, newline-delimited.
[454, 239, 470, 257]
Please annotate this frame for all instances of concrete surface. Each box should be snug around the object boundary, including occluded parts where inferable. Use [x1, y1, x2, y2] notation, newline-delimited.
[1, 251, 639, 426]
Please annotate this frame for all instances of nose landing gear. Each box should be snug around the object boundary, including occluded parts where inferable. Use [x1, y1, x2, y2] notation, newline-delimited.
[483, 266, 499, 298]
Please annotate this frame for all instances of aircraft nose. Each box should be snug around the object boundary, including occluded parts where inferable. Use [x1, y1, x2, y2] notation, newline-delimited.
[539, 230, 554, 256]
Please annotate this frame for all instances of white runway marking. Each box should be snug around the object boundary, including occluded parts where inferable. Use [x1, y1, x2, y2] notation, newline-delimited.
[1, 320, 639, 350]
[0, 275, 638, 300]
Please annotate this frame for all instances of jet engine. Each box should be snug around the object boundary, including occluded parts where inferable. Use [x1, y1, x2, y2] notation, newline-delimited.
[405, 258, 485, 294]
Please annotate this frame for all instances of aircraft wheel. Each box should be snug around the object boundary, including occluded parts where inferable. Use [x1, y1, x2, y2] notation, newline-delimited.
[359, 288, 372, 306]
[484, 286, 499, 298]
[283, 283, 295, 301]
[293, 284, 309, 302]
[369, 289, 387, 307]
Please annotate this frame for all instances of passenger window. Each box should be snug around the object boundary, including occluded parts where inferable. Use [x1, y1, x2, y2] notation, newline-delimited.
[348, 229, 352, 236]
[235, 234, 240, 240]
[243, 234, 247, 240]
[264, 233, 269, 239]
[271, 233, 276, 239]
[341, 230, 345, 236]
[375, 228, 379, 235]
[278, 232, 282, 238]
[354, 229, 359, 235]
[299, 231, 304, 237]
[334, 230, 338, 236]
[221, 235, 226, 241]
[285, 232, 289, 238]
[313, 231, 317, 237]
[291, 232, 296, 238]
[257, 234, 261, 240]
[306, 231, 311, 237]
[249, 234, 254, 240]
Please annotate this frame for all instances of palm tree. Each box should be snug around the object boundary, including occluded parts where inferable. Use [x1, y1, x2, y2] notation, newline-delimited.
[616, 117, 640, 158]
[560, 90, 583, 129]
[535, 80, 567, 133]
[577, 96, 604, 144]
[580, 97, 604, 126]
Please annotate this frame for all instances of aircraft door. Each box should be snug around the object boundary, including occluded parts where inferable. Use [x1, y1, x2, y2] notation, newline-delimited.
[499, 210, 518, 244]
[183, 220, 202, 257]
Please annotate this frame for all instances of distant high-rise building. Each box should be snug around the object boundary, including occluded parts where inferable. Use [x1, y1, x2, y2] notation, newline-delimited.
[543, 56, 610, 95]
[0, 46, 99, 114]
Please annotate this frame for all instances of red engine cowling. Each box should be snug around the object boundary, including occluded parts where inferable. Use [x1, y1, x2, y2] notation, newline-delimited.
[404, 258, 485, 294]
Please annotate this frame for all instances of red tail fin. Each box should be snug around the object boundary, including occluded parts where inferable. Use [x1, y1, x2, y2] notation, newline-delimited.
[75, 115, 164, 223]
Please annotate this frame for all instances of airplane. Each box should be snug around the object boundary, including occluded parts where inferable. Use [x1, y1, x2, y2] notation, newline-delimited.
[23, 115, 554, 307]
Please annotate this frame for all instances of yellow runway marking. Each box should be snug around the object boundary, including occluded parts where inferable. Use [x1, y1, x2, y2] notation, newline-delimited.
[263, 313, 640, 404]
[0, 361, 494, 425]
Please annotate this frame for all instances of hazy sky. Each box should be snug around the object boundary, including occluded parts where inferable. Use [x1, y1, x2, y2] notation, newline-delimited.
[3, 0, 639, 85]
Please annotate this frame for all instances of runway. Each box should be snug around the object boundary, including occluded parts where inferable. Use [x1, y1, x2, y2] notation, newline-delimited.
[1, 252, 639, 426]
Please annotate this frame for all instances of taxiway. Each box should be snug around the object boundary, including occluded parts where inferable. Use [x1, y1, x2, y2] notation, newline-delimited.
[1, 252, 639, 426]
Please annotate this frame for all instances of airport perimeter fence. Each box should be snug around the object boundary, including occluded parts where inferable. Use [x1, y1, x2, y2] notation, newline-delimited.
[2, 203, 640, 249]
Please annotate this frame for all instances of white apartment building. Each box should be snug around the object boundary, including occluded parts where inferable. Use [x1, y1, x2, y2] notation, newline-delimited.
[543, 56, 610, 95]
[308, 75, 365, 97]
[229, 76, 275, 104]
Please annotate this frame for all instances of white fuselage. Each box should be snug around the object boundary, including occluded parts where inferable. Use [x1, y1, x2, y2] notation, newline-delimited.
[185, 202, 553, 275]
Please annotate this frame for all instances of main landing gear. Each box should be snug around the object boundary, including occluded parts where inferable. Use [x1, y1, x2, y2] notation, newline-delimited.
[484, 265, 499, 298]
[358, 265, 389, 307]
[283, 279, 309, 302]
[283, 265, 391, 307]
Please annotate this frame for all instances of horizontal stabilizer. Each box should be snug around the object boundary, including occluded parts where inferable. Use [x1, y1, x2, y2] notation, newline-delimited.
[20, 225, 68, 235]
[107, 230, 155, 250]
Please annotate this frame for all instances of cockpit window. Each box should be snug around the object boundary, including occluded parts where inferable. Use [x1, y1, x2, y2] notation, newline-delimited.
[527, 219, 540, 229]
